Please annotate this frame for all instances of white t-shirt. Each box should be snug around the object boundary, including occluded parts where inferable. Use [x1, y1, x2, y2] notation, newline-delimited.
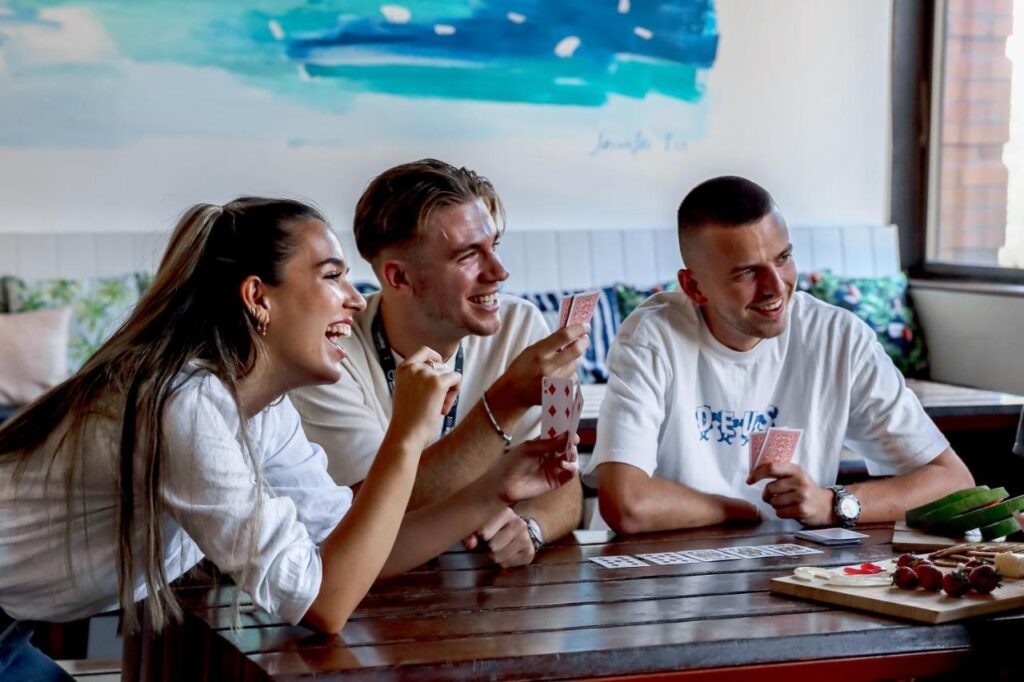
[0, 368, 351, 624]
[290, 293, 550, 486]
[585, 291, 949, 519]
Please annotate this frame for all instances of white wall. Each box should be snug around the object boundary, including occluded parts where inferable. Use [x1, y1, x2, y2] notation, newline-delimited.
[912, 287, 1024, 395]
[688, 0, 892, 227]
[0, 0, 893, 237]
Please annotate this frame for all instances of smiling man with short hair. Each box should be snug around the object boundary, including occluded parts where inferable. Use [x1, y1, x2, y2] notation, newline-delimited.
[292, 159, 588, 567]
[588, 175, 973, 533]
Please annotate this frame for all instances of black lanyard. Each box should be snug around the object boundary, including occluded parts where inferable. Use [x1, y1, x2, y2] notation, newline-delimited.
[371, 306, 463, 436]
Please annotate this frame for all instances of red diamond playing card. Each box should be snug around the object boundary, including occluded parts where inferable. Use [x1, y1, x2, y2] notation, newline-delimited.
[541, 377, 574, 440]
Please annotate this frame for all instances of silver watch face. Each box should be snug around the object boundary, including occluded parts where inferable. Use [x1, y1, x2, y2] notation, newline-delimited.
[523, 517, 543, 546]
[838, 495, 861, 518]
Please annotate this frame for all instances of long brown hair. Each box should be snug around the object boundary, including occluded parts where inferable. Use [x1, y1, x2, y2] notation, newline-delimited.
[0, 197, 325, 631]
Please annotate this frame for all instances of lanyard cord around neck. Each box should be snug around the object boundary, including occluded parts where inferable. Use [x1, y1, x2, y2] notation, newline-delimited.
[371, 306, 464, 436]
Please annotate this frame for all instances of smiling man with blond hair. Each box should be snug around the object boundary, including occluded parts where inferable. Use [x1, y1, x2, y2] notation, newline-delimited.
[292, 159, 588, 567]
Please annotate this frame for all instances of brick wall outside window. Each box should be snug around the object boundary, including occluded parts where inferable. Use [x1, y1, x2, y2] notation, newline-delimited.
[937, 0, 1014, 266]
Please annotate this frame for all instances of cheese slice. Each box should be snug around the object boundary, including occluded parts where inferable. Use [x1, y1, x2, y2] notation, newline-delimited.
[994, 552, 1024, 579]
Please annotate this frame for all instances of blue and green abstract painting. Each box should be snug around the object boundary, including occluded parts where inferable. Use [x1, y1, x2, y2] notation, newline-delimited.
[0, 1, 717, 138]
[0, 1, 719, 233]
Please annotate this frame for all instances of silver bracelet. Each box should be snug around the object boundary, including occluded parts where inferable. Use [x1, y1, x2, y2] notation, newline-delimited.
[481, 389, 513, 446]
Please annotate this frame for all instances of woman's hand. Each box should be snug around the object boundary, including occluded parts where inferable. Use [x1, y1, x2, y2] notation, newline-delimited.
[487, 434, 580, 505]
[389, 347, 462, 450]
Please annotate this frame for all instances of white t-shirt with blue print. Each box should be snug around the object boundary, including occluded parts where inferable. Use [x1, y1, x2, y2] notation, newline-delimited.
[585, 291, 948, 520]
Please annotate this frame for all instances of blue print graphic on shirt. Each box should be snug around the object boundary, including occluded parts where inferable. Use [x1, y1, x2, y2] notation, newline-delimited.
[695, 405, 779, 446]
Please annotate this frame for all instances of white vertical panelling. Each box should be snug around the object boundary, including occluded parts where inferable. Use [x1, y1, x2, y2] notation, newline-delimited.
[872, 224, 901, 275]
[137, 232, 168, 273]
[555, 232, 593, 291]
[56, 234, 99, 278]
[0, 226, 906, 292]
[99, 235, 139, 277]
[810, 227, 844, 273]
[623, 230, 658, 287]
[335, 230, 358, 270]
[16, 235, 58, 278]
[335, 231, 377, 284]
[589, 231, 625, 286]
[654, 230, 681, 282]
[839, 226, 875, 277]
[789, 228, 815, 273]
[521, 232, 560, 291]
[0, 236, 17, 275]
[498, 231, 527, 293]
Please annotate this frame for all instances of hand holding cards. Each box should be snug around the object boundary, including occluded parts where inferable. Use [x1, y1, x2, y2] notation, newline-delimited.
[556, 290, 600, 351]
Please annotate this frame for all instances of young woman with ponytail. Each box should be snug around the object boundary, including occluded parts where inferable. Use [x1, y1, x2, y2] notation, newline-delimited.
[0, 198, 578, 680]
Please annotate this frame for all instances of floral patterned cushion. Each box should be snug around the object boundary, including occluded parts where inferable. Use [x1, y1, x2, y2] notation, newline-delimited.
[798, 270, 929, 378]
[615, 280, 678, 321]
[1, 274, 146, 373]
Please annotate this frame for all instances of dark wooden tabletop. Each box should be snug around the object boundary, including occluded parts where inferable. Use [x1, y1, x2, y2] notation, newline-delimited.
[133, 521, 1024, 681]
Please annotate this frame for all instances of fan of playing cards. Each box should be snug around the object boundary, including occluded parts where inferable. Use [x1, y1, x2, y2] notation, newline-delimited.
[557, 290, 601, 331]
[542, 376, 583, 456]
[539, 292, 600, 456]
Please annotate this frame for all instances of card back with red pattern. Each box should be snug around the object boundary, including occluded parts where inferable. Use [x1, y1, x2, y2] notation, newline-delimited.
[566, 290, 600, 327]
[754, 427, 802, 468]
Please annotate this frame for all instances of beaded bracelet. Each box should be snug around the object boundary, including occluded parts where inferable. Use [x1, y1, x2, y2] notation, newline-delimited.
[481, 389, 513, 446]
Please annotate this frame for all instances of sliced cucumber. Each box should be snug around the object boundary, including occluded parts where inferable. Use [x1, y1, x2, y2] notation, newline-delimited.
[905, 486, 991, 526]
[930, 495, 1024, 535]
[912, 487, 1008, 529]
[980, 515, 1024, 541]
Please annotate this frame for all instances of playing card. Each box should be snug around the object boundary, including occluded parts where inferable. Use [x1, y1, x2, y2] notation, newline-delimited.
[749, 431, 766, 470]
[679, 548, 741, 562]
[588, 555, 649, 568]
[636, 552, 700, 565]
[753, 427, 802, 469]
[793, 528, 869, 545]
[541, 377, 575, 440]
[563, 382, 584, 457]
[557, 295, 573, 329]
[566, 290, 600, 328]
[718, 545, 785, 559]
[762, 543, 824, 556]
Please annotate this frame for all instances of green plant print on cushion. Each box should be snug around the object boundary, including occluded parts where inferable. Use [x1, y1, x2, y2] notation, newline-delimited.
[797, 271, 929, 378]
[2, 274, 146, 373]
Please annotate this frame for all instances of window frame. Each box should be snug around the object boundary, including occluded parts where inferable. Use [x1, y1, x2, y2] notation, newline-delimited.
[894, 0, 1024, 285]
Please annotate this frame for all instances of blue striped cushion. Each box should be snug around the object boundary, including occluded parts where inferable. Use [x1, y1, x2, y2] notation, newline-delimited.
[513, 287, 621, 384]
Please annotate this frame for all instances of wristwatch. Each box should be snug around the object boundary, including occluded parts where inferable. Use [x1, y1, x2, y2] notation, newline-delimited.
[828, 485, 862, 528]
[520, 515, 544, 552]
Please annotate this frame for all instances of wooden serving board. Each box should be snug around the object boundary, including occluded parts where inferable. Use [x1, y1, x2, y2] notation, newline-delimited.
[771, 569, 1024, 624]
[891, 521, 961, 552]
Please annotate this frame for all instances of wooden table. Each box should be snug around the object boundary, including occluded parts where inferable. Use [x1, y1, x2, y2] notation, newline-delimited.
[127, 522, 1024, 681]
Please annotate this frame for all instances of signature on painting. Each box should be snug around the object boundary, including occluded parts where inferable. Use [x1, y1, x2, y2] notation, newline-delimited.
[589, 130, 689, 156]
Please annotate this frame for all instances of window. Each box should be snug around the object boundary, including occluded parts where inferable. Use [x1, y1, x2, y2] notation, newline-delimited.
[926, 0, 1024, 278]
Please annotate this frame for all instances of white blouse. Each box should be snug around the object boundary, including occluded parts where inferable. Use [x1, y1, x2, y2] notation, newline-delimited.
[0, 368, 352, 624]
